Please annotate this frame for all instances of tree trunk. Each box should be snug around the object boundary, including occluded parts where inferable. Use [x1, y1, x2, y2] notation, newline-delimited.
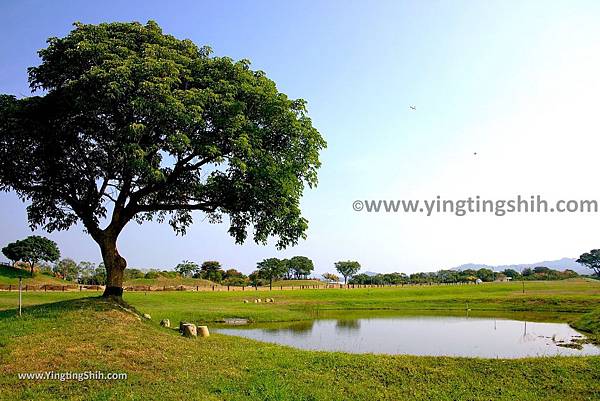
[99, 236, 127, 298]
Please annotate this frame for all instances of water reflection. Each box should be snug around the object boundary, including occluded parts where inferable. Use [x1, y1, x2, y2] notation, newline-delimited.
[216, 315, 600, 358]
[335, 319, 361, 332]
[263, 320, 315, 334]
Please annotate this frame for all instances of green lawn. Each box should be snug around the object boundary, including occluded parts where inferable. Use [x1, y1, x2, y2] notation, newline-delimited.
[0, 279, 599, 400]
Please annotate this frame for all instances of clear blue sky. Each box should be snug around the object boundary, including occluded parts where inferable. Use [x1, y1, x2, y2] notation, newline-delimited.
[2, 1, 600, 274]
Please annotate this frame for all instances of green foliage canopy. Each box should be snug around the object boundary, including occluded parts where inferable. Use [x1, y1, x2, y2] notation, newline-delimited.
[257, 257, 287, 289]
[287, 256, 314, 279]
[0, 21, 325, 294]
[1, 236, 60, 276]
[175, 260, 199, 278]
[334, 260, 361, 284]
[577, 249, 600, 276]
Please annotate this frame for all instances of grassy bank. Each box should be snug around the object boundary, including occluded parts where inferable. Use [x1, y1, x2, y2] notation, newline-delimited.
[572, 308, 600, 344]
[0, 265, 68, 286]
[1, 297, 599, 401]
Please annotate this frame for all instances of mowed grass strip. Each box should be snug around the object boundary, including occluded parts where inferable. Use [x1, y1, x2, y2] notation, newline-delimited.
[0, 297, 599, 401]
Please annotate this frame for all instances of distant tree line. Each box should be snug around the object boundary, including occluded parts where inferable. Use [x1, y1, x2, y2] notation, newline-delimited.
[348, 266, 580, 285]
[248, 256, 316, 289]
[173, 260, 248, 286]
[2, 235, 597, 288]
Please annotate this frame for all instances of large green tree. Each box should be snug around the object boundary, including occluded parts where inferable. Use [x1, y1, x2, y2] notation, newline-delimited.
[334, 260, 361, 284]
[0, 21, 325, 297]
[1, 236, 60, 276]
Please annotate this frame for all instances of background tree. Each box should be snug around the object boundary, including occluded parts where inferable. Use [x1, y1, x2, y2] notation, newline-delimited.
[475, 268, 495, 282]
[53, 258, 78, 281]
[4, 236, 60, 276]
[222, 268, 247, 286]
[0, 21, 326, 298]
[92, 263, 107, 285]
[576, 250, 600, 276]
[334, 261, 361, 284]
[199, 261, 224, 283]
[257, 258, 287, 290]
[77, 261, 97, 284]
[37, 261, 54, 275]
[2, 241, 23, 266]
[382, 272, 408, 285]
[175, 260, 199, 278]
[282, 259, 293, 280]
[124, 268, 146, 280]
[501, 269, 521, 279]
[288, 256, 314, 279]
[322, 272, 339, 283]
[349, 273, 372, 285]
[248, 271, 265, 288]
[144, 269, 160, 279]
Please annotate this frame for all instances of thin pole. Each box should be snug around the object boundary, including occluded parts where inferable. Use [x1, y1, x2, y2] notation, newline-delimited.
[18, 276, 22, 317]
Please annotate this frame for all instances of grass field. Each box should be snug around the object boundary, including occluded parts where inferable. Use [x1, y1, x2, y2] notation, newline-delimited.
[0, 279, 599, 400]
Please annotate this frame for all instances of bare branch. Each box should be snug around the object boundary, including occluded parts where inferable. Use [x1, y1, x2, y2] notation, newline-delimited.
[102, 192, 118, 203]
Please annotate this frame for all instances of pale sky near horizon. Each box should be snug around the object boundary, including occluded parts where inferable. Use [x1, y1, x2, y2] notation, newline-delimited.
[1, 1, 600, 275]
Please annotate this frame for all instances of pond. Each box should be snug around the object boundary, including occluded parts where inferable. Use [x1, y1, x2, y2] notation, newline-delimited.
[215, 314, 600, 358]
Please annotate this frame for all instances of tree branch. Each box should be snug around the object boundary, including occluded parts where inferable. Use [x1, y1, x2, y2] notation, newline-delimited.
[128, 155, 213, 203]
[135, 202, 217, 213]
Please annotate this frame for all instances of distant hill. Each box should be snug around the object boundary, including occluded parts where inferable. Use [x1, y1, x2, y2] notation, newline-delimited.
[452, 257, 590, 275]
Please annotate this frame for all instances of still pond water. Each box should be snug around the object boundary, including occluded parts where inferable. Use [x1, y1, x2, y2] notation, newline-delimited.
[216, 315, 600, 358]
